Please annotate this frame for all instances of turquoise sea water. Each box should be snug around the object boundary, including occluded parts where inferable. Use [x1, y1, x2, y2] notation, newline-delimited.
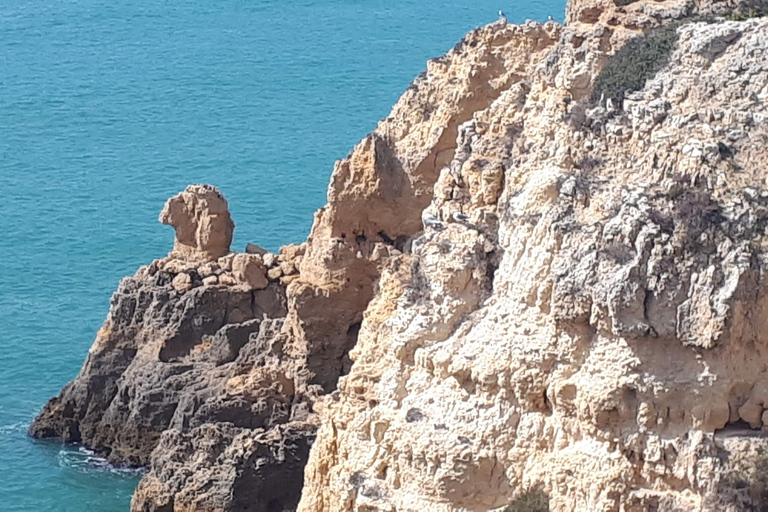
[0, 0, 564, 510]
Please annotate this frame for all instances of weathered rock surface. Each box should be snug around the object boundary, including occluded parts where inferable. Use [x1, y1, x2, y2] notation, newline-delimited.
[30, 271, 288, 465]
[31, 186, 319, 512]
[299, 6, 768, 512]
[31, 0, 768, 510]
[160, 184, 235, 263]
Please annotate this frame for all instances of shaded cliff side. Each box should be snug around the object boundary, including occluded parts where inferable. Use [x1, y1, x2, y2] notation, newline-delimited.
[31, 0, 768, 510]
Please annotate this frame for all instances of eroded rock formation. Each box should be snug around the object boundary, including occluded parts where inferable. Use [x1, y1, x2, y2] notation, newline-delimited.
[160, 184, 235, 263]
[299, 3, 768, 511]
[31, 0, 768, 510]
[31, 185, 315, 512]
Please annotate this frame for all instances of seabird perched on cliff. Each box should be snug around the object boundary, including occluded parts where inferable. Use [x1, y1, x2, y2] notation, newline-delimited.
[499, 10, 506, 19]
[422, 210, 444, 230]
[451, 211, 470, 223]
[548, 15, 555, 21]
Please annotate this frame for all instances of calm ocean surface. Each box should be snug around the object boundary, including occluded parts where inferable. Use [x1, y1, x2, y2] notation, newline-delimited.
[0, 0, 564, 509]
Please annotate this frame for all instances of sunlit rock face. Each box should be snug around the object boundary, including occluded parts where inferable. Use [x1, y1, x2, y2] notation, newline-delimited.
[299, 10, 768, 512]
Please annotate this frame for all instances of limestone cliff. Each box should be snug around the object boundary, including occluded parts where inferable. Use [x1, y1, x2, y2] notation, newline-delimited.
[31, 0, 768, 510]
[31, 185, 316, 511]
[299, 1, 768, 510]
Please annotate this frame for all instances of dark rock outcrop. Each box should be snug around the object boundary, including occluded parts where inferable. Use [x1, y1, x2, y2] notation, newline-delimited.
[30, 186, 322, 512]
[29, 271, 291, 466]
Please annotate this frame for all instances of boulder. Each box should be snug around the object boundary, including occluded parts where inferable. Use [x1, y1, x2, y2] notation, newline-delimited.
[171, 272, 193, 293]
[245, 243, 268, 256]
[159, 184, 234, 263]
[233, 254, 269, 290]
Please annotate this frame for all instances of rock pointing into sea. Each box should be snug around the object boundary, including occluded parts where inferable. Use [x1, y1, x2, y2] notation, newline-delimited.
[30, 185, 315, 511]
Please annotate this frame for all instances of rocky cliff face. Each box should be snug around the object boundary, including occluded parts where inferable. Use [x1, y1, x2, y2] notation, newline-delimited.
[32, 0, 768, 510]
[299, 1, 768, 511]
[31, 185, 317, 511]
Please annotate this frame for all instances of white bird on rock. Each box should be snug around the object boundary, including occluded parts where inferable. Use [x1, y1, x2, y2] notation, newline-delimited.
[451, 211, 470, 223]
[499, 10, 506, 19]
[422, 210, 444, 230]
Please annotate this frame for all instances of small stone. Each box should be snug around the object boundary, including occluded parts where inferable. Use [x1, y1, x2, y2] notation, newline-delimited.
[232, 253, 268, 289]
[218, 273, 237, 286]
[279, 243, 306, 261]
[245, 243, 268, 256]
[172, 273, 193, 293]
[164, 259, 194, 274]
[198, 262, 221, 278]
[268, 267, 283, 281]
[280, 274, 300, 285]
[218, 253, 236, 272]
[263, 252, 278, 268]
[202, 275, 219, 286]
[280, 261, 297, 276]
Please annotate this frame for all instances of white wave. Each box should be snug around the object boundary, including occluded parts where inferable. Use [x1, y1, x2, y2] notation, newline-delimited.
[58, 445, 145, 477]
[0, 421, 28, 436]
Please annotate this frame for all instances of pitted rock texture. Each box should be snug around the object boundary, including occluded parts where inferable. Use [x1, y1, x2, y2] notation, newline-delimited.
[299, 13, 768, 512]
[132, 422, 315, 512]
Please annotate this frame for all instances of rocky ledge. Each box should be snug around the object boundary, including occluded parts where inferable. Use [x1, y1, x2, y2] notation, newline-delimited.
[32, 0, 768, 511]
[30, 185, 316, 511]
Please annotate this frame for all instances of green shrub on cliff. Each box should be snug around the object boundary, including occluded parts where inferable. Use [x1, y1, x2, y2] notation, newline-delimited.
[505, 489, 550, 512]
[725, 0, 768, 19]
[727, 8, 767, 20]
[591, 23, 681, 105]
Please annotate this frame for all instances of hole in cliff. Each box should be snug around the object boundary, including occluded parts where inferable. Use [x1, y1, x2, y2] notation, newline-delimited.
[543, 391, 553, 416]
[347, 322, 362, 338]
[361, 485, 383, 500]
[335, 322, 363, 380]
[575, 157, 603, 173]
[716, 420, 768, 438]
[349, 471, 365, 488]
[378, 231, 395, 245]
[266, 499, 283, 512]
[718, 142, 735, 159]
[485, 252, 498, 291]
[156, 501, 174, 512]
[355, 233, 367, 245]
[395, 235, 408, 253]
